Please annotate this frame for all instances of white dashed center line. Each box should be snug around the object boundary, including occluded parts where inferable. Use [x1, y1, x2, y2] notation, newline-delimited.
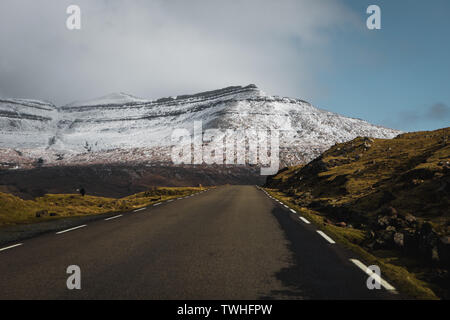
[350, 259, 397, 292]
[56, 225, 87, 235]
[105, 214, 123, 221]
[317, 230, 336, 244]
[0, 243, 23, 252]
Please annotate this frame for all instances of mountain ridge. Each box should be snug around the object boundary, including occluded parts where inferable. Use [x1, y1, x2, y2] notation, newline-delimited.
[0, 84, 401, 169]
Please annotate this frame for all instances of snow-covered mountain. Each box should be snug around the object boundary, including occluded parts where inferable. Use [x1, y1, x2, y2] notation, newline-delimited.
[0, 84, 401, 169]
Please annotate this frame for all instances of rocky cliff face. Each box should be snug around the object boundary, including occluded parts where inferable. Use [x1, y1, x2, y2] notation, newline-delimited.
[0, 98, 58, 149]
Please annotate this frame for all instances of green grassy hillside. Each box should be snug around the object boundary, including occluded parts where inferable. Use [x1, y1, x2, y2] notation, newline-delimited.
[0, 187, 204, 226]
[266, 127, 449, 298]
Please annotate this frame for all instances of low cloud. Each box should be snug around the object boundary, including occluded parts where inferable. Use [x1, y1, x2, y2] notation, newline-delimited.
[0, 0, 358, 105]
[387, 102, 450, 131]
[426, 103, 450, 120]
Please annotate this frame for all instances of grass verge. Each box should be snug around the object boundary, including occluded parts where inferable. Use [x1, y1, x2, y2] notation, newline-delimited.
[0, 187, 207, 227]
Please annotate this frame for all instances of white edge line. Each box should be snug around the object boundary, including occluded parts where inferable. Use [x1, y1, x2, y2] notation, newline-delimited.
[133, 207, 146, 212]
[316, 230, 336, 244]
[350, 259, 397, 292]
[56, 225, 87, 235]
[0, 243, 23, 252]
[105, 214, 123, 221]
[290, 209, 296, 214]
[299, 216, 311, 224]
[153, 203, 161, 206]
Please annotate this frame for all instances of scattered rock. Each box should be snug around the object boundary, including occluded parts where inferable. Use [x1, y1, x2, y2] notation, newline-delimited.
[386, 225, 396, 232]
[35, 210, 48, 218]
[405, 214, 418, 227]
[438, 236, 450, 267]
[394, 232, 404, 247]
[382, 206, 398, 216]
[377, 215, 390, 228]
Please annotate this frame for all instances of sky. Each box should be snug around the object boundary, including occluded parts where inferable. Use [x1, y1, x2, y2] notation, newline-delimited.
[0, 0, 449, 132]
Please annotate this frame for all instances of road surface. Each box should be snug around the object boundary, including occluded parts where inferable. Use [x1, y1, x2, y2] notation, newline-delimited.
[0, 185, 396, 299]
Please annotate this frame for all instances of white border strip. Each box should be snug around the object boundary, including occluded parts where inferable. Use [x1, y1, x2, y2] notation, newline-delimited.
[299, 216, 311, 224]
[317, 230, 336, 244]
[105, 214, 123, 221]
[0, 243, 23, 252]
[133, 207, 146, 212]
[56, 225, 87, 235]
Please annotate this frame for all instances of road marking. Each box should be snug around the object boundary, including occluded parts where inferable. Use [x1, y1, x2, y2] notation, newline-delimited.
[177, 197, 183, 200]
[317, 230, 336, 244]
[350, 259, 397, 292]
[0, 243, 23, 252]
[153, 203, 161, 206]
[290, 209, 296, 213]
[299, 216, 311, 224]
[167, 199, 174, 202]
[283, 205, 289, 209]
[105, 214, 123, 221]
[133, 207, 147, 212]
[56, 225, 87, 235]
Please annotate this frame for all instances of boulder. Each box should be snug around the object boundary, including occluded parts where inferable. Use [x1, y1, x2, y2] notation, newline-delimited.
[386, 225, 396, 232]
[405, 214, 418, 227]
[438, 236, 450, 267]
[383, 206, 398, 216]
[35, 210, 48, 218]
[394, 232, 404, 247]
[377, 215, 391, 228]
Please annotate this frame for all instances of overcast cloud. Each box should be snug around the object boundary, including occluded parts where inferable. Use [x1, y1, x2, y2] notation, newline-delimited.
[0, 0, 358, 105]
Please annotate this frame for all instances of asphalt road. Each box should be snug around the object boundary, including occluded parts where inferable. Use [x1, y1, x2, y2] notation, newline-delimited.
[0, 185, 397, 299]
